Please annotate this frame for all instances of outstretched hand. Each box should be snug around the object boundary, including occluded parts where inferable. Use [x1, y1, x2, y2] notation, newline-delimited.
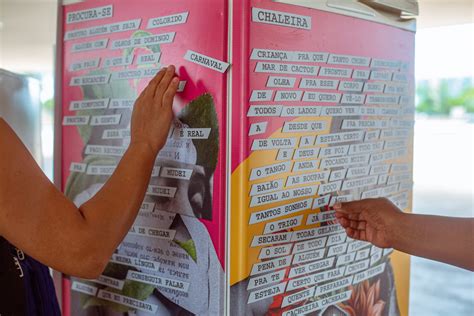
[334, 198, 403, 248]
[131, 65, 180, 155]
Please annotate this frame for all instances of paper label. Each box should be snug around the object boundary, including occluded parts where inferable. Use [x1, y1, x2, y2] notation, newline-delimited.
[371, 58, 401, 69]
[263, 215, 303, 234]
[66, 5, 113, 24]
[281, 106, 321, 117]
[326, 233, 347, 247]
[339, 81, 363, 92]
[69, 58, 100, 72]
[327, 243, 348, 256]
[250, 90, 274, 102]
[292, 237, 327, 254]
[248, 282, 287, 304]
[127, 270, 190, 292]
[160, 167, 193, 180]
[292, 160, 320, 173]
[328, 54, 370, 67]
[342, 119, 390, 130]
[94, 275, 125, 290]
[247, 105, 283, 117]
[111, 33, 175, 49]
[352, 69, 370, 79]
[250, 161, 292, 181]
[288, 257, 335, 278]
[353, 263, 386, 284]
[267, 76, 297, 88]
[147, 12, 189, 29]
[70, 162, 87, 173]
[110, 254, 159, 271]
[291, 224, 344, 242]
[299, 135, 316, 147]
[249, 186, 317, 207]
[247, 270, 286, 291]
[286, 170, 329, 188]
[259, 244, 293, 260]
[341, 175, 378, 191]
[102, 129, 130, 140]
[346, 166, 371, 179]
[300, 80, 339, 92]
[345, 259, 370, 276]
[252, 8, 311, 30]
[90, 114, 121, 126]
[250, 255, 292, 276]
[70, 74, 110, 86]
[312, 195, 331, 210]
[320, 106, 360, 117]
[292, 248, 325, 265]
[315, 131, 365, 145]
[255, 62, 319, 75]
[286, 266, 345, 292]
[319, 67, 352, 78]
[329, 169, 347, 182]
[184, 50, 229, 73]
[71, 281, 98, 296]
[336, 252, 356, 267]
[251, 49, 327, 62]
[103, 55, 135, 68]
[97, 289, 158, 313]
[319, 145, 350, 158]
[70, 99, 109, 111]
[65, 19, 140, 41]
[292, 148, 319, 161]
[86, 165, 116, 176]
[251, 137, 297, 151]
[71, 39, 108, 53]
[146, 185, 177, 198]
[306, 210, 336, 225]
[249, 198, 312, 224]
[63, 116, 90, 126]
[251, 231, 294, 247]
[314, 276, 353, 296]
[302, 92, 341, 103]
[320, 154, 369, 170]
[275, 90, 303, 102]
[85, 145, 125, 157]
[366, 94, 400, 105]
[109, 99, 135, 109]
[276, 149, 294, 161]
[128, 225, 176, 240]
[281, 287, 315, 308]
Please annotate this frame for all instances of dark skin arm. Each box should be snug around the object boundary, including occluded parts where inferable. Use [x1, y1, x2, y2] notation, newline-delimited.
[0, 66, 179, 279]
[334, 198, 474, 271]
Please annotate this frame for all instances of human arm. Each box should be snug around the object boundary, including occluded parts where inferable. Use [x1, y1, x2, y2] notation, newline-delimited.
[0, 66, 179, 279]
[334, 198, 474, 271]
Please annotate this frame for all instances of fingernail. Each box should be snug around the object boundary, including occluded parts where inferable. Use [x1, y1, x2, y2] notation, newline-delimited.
[172, 77, 179, 83]
[334, 202, 342, 209]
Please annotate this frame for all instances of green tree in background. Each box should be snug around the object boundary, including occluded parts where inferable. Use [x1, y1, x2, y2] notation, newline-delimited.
[416, 78, 474, 115]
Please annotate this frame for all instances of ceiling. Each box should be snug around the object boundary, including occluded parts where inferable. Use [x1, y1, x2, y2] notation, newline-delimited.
[0, 0, 472, 74]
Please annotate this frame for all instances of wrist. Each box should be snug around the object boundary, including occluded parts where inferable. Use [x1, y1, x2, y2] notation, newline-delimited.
[128, 141, 157, 161]
[387, 211, 409, 249]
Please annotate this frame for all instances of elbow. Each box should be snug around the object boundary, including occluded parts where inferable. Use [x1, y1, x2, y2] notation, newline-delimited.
[67, 244, 110, 279]
[75, 256, 109, 280]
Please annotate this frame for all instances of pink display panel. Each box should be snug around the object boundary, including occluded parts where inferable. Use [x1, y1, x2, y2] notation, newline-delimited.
[59, 1, 228, 315]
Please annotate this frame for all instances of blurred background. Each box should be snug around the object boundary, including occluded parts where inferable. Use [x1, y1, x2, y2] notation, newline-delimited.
[0, 0, 472, 315]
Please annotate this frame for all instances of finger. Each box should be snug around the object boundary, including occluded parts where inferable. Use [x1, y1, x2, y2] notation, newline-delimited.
[162, 77, 180, 108]
[143, 67, 167, 100]
[350, 220, 366, 230]
[154, 65, 176, 101]
[337, 217, 350, 228]
[359, 230, 368, 242]
[334, 199, 371, 215]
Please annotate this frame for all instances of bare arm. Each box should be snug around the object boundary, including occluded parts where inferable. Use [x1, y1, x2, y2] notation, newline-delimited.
[0, 66, 179, 279]
[334, 198, 474, 271]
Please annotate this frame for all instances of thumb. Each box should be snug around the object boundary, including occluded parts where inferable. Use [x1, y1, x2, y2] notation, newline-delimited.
[334, 199, 368, 215]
